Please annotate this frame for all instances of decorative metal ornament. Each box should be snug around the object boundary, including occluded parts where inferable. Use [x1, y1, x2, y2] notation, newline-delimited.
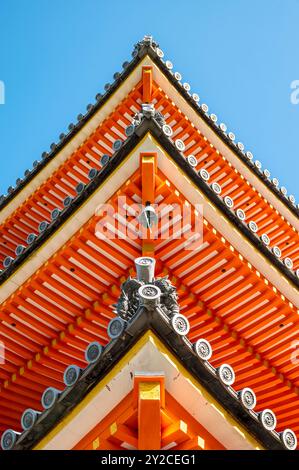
[254, 160, 262, 169]
[138, 284, 161, 306]
[162, 124, 173, 137]
[187, 155, 198, 167]
[38, 221, 49, 232]
[258, 409, 277, 431]
[21, 409, 40, 431]
[246, 151, 253, 160]
[224, 196, 234, 208]
[199, 168, 210, 181]
[41, 387, 61, 409]
[283, 257, 293, 269]
[107, 317, 126, 339]
[135, 257, 156, 283]
[272, 246, 281, 258]
[289, 194, 295, 204]
[174, 71, 182, 81]
[263, 169, 271, 178]
[1, 429, 20, 450]
[260, 233, 270, 246]
[238, 387, 256, 410]
[125, 124, 135, 137]
[88, 168, 98, 180]
[100, 154, 110, 166]
[237, 142, 244, 151]
[76, 182, 85, 194]
[85, 341, 103, 364]
[63, 364, 82, 387]
[156, 48, 164, 58]
[63, 195, 73, 207]
[210, 113, 218, 123]
[175, 139, 186, 152]
[27, 233, 37, 244]
[211, 182, 222, 195]
[115, 258, 180, 321]
[236, 208, 246, 221]
[194, 338, 212, 361]
[141, 103, 155, 119]
[192, 93, 200, 102]
[165, 60, 173, 69]
[112, 139, 123, 152]
[272, 177, 279, 187]
[3, 256, 14, 268]
[139, 204, 158, 229]
[217, 364, 235, 386]
[280, 429, 297, 450]
[228, 132, 235, 141]
[171, 314, 190, 336]
[219, 123, 227, 132]
[248, 220, 258, 233]
[51, 208, 60, 220]
[280, 186, 287, 196]
[201, 103, 209, 113]
[15, 245, 26, 256]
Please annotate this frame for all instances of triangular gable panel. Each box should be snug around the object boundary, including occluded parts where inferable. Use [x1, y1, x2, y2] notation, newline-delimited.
[21, 333, 262, 450]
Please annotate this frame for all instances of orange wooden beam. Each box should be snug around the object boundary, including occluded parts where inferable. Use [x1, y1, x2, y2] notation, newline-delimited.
[161, 420, 189, 448]
[134, 374, 164, 450]
[142, 66, 153, 103]
[140, 152, 157, 256]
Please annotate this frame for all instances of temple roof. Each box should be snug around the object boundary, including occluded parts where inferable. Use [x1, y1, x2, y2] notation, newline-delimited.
[1, 116, 298, 289]
[1, 263, 293, 450]
[0, 36, 298, 451]
[0, 36, 298, 217]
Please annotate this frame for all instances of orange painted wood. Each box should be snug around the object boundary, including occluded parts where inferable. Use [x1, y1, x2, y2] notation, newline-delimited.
[142, 66, 153, 103]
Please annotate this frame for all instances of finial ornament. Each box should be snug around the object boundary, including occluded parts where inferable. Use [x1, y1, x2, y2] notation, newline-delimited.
[114, 257, 180, 321]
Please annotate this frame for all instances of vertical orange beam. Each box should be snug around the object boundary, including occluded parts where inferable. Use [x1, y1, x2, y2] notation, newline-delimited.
[140, 152, 157, 256]
[134, 374, 165, 450]
[142, 66, 153, 103]
[138, 381, 161, 450]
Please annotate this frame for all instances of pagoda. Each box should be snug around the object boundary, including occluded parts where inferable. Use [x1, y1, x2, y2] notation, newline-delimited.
[0, 36, 298, 451]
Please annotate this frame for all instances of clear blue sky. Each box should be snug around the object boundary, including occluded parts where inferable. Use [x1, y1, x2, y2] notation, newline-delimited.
[0, 0, 298, 199]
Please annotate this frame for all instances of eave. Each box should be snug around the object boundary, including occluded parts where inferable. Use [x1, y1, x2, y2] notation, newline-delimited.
[1, 38, 298, 226]
[1, 119, 298, 301]
[12, 312, 283, 451]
